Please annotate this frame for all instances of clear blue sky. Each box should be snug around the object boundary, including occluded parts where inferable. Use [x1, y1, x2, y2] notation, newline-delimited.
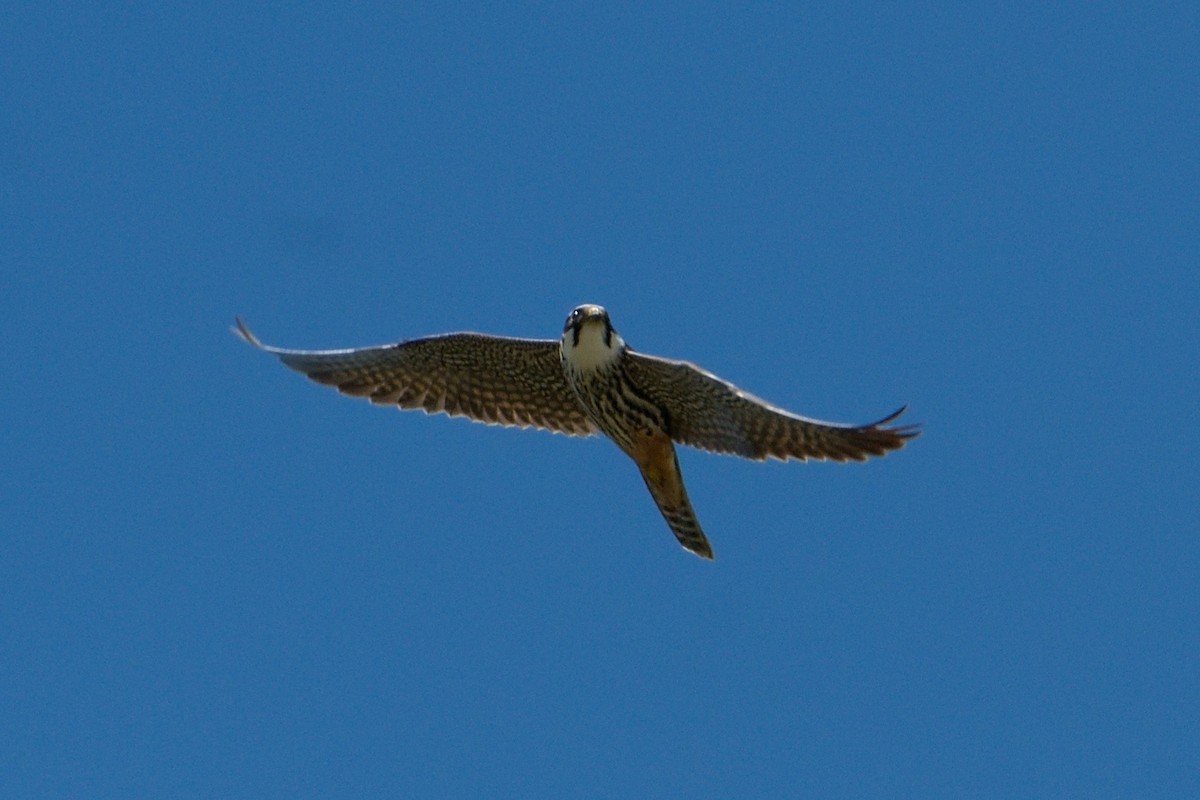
[4, 3, 1197, 797]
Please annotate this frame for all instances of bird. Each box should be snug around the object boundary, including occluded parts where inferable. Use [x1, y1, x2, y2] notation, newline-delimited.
[233, 304, 918, 559]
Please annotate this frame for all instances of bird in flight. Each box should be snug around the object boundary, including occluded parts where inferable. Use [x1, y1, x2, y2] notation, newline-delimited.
[234, 305, 918, 559]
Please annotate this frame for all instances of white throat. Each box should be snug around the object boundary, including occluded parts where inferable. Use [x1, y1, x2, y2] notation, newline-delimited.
[563, 324, 625, 372]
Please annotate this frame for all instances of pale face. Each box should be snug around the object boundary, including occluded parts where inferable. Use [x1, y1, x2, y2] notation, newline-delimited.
[561, 304, 625, 370]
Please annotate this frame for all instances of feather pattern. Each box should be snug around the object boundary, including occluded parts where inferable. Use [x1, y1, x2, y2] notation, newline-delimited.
[234, 318, 597, 437]
[625, 352, 918, 462]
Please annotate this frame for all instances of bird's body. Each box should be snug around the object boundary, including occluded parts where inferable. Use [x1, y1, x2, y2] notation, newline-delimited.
[559, 306, 713, 557]
[235, 304, 918, 559]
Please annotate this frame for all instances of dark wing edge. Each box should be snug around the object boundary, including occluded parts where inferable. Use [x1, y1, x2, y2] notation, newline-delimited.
[626, 351, 920, 463]
[232, 317, 597, 437]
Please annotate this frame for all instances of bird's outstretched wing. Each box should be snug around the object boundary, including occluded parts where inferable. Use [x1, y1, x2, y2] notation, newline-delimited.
[234, 318, 597, 436]
[625, 352, 919, 462]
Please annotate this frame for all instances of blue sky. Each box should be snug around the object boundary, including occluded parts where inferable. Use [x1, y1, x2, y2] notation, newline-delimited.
[3, 3, 1197, 797]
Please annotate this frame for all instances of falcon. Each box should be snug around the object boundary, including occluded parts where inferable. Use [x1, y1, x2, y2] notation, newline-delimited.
[234, 305, 918, 559]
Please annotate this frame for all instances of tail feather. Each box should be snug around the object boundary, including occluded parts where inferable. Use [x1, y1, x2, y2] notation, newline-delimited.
[636, 445, 714, 560]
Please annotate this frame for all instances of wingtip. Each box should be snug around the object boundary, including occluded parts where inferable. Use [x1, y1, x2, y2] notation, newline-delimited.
[231, 316, 263, 349]
[871, 404, 921, 437]
[872, 404, 907, 426]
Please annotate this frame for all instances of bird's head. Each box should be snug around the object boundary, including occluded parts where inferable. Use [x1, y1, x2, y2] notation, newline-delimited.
[561, 304, 624, 369]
